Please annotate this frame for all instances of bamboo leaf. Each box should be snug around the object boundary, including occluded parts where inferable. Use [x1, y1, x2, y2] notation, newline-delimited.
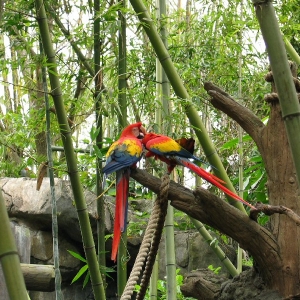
[83, 271, 90, 288]
[67, 250, 87, 263]
[71, 264, 89, 284]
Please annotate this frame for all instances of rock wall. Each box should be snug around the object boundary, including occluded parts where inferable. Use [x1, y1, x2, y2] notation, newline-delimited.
[0, 177, 235, 299]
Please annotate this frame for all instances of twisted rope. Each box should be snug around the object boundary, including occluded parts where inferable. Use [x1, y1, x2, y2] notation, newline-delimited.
[120, 174, 170, 300]
[136, 174, 170, 300]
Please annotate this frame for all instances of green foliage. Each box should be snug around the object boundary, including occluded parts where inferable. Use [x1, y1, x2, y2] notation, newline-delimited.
[173, 210, 194, 230]
[127, 210, 149, 237]
[67, 250, 114, 288]
[67, 250, 90, 287]
[220, 130, 268, 223]
[135, 269, 196, 300]
[242, 257, 253, 267]
[208, 264, 222, 274]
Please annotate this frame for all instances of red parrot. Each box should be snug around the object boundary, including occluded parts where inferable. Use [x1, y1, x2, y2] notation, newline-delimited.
[142, 132, 255, 209]
[103, 122, 144, 261]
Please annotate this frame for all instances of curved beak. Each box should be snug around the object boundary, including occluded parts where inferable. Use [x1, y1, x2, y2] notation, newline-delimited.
[137, 125, 147, 139]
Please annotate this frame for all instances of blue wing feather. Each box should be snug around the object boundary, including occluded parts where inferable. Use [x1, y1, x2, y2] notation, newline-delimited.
[103, 140, 142, 175]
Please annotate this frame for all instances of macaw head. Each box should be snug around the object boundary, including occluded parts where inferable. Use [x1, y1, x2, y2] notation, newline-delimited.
[120, 122, 145, 139]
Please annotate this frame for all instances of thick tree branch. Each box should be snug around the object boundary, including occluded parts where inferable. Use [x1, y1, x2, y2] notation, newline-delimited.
[204, 82, 265, 146]
[131, 168, 281, 283]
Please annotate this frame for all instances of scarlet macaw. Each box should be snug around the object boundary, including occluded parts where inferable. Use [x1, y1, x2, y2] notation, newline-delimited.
[103, 122, 144, 261]
[142, 132, 255, 209]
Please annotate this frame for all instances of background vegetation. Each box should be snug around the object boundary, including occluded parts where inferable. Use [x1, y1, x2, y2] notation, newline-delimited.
[0, 0, 299, 298]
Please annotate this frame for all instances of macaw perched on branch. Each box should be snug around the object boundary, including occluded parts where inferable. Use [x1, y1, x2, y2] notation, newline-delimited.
[142, 132, 255, 209]
[103, 122, 144, 261]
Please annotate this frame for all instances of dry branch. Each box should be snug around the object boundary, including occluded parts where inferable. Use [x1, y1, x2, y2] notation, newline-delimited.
[203, 81, 265, 146]
[250, 203, 300, 226]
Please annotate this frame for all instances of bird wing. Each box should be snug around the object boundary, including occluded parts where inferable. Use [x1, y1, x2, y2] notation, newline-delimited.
[103, 137, 143, 175]
[144, 134, 193, 158]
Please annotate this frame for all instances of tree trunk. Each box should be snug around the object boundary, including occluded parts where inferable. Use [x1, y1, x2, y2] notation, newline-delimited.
[203, 66, 300, 298]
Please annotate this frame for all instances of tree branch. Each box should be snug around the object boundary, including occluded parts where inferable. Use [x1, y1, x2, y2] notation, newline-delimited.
[130, 168, 281, 283]
[204, 82, 265, 146]
[250, 203, 300, 226]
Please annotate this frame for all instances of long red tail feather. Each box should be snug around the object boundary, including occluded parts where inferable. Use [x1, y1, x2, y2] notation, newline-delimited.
[111, 170, 129, 261]
[179, 159, 255, 209]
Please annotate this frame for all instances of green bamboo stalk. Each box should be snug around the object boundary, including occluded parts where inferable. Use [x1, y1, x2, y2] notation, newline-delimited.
[253, 0, 300, 188]
[0, 189, 28, 299]
[283, 35, 300, 65]
[41, 39, 63, 299]
[164, 202, 177, 299]
[157, 0, 177, 298]
[117, 0, 128, 296]
[129, 0, 247, 214]
[237, 0, 244, 275]
[118, 0, 128, 127]
[189, 217, 239, 277]
[149, 256, 158, 299]
[117, 236, 127, 297]
[149, 1, 162, 296]
[35, 1, 105, 299]
[94, 0, 106, 291]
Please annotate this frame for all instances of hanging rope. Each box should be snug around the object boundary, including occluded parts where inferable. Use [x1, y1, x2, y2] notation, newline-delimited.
[121, 174, 170, 300]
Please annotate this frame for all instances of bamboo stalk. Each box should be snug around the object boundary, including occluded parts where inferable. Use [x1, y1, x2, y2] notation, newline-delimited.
[253, 0, 300, 188]
[117, 0, 128, 296]
[94, 0, 106, 292]
[41, 40, 63, 299]
[35, 1, 105, 299]
[164, 202, 177, 299]
[237, 0, 244, 274]
[157, 0, 177, 298]
[149, 256, 158, 299]
[130, 0, 245, 279]
[0, 189, 28, 299]
[189, 217, 239, 277]
[283, 35, 300, 65]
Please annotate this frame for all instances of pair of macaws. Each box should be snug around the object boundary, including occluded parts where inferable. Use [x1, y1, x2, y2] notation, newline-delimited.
[103, 122, 255, 261]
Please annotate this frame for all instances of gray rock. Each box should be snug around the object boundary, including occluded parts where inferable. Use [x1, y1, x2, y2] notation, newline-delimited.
[158, 230, 235, 279]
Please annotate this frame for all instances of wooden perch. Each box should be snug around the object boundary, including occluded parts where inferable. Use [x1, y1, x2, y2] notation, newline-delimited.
[130, 168, 281, 284]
